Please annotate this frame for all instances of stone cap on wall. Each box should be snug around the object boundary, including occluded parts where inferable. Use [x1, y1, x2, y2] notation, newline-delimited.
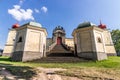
[21, 21, 42, 28]
[28, 21, 42, 27]
[15, 22, 48, 36]
[72, 26, 105, 37]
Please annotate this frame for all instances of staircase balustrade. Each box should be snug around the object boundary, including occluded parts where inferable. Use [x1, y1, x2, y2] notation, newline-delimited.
[48, 42, 56, 52]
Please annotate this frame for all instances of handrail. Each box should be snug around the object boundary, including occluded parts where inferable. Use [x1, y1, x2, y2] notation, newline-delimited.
[48, 42, 56, 52]
[62, 43, 74, 51]
[62, 43, 70, 50]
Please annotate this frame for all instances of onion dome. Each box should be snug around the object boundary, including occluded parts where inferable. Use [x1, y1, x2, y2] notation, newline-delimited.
[12, 23, 19, 28]
[53, 26, 65, 33]
[98, 21, 106, 29]
[77, 22, 96, 29]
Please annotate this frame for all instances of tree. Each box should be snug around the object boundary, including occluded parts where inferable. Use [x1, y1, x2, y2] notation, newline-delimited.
[111, 29, 120, 54]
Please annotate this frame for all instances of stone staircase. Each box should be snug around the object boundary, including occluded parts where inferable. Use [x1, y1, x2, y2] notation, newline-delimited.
[30, 57, 88, 63]
[29, 44, 88, 63]
[47, 44, 74, 57]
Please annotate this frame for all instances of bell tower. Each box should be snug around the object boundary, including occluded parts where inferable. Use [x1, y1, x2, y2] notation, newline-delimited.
[52, 26, 66, 44]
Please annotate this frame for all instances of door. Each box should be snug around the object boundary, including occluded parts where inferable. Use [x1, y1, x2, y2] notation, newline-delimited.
[57, 37, 62, 45]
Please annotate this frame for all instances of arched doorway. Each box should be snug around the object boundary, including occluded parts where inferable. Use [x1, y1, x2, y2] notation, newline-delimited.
[57, 37, 62, 45]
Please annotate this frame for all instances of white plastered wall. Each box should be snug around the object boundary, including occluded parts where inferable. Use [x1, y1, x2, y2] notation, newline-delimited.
[3, 29, 16, 54]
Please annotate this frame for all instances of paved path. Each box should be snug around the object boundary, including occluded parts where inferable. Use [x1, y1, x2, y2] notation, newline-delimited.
[32, 67, 82, 80]
[0, 67, 82, 80]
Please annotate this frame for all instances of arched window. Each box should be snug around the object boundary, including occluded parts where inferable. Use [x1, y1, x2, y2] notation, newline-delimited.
[18, 36, 22, 42]
[97, 37, 102, 43]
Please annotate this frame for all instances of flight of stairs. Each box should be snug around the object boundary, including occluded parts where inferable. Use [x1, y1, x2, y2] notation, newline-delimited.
[29, 44, 88, 63]
[47, 44, 74, 57]
[30, 57, 88, 63]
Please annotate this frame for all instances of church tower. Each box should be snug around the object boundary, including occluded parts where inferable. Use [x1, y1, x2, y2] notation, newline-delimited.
[52, 26, 66, 44]
[72, 22, 108, 60]
[72, 22, 116, 61]
[11, 22, 47, 61]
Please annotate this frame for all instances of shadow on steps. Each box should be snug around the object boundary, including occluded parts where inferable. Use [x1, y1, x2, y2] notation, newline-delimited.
[29, 56, 89, 63]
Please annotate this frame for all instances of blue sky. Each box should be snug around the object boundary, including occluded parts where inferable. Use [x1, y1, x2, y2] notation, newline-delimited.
[0, 0, 120, 49]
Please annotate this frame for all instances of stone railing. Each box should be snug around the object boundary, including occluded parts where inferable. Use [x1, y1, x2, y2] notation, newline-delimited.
[48, 42, 56, 52]
[62, 43, 74, 51]
[62, 44, 70, 50]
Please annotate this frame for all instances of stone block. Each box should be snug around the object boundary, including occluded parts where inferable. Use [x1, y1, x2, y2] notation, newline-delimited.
[11, 51, 23, 61]
[77, 52, 107, 60]
[22, 51, 42, 62]
[2, 53, 11, 57]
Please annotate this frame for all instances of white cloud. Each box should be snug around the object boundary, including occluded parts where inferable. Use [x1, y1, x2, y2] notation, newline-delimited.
[8, 5, 34, 21]
[34, 8, 40, 13]
[41, 6, 48, 13]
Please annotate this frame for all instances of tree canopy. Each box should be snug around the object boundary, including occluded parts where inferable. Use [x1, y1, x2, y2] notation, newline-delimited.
[111, 29, 120, 53]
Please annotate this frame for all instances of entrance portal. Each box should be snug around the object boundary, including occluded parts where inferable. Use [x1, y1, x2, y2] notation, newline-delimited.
[57, 37, 62, 45]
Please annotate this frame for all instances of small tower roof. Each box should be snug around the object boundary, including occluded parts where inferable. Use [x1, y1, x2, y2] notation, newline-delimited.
[12, 23, 19, 29]
[53, 26, 65, 33]
[77, 22, 95, 29]
[52, 25, 66, 36]
[98, 21, 107, 29]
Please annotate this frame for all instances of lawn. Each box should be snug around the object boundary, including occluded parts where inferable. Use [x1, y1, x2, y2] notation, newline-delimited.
[0, 56, 120, 79]
[0, 56, 120, 69]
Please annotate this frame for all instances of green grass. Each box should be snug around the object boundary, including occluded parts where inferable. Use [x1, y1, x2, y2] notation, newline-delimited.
[0, 56, 120, 69]
[1, 56, 120, 79]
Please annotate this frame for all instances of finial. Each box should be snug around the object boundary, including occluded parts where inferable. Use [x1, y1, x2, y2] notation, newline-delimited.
[100, 19, 102, 25]
[98, 20, 107, 29]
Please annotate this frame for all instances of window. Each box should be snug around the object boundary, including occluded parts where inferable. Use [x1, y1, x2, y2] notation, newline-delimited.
[18, 37, 22, 42]
[97, 37, 102, 43]
[13, 39, 15, 41]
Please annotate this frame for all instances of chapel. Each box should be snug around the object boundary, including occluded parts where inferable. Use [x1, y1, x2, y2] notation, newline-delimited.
[3, 21, 116, 61]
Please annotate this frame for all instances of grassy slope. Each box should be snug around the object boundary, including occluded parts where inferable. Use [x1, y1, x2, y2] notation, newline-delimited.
[0, 56, 120, 79]
[0, 56, 120, 69]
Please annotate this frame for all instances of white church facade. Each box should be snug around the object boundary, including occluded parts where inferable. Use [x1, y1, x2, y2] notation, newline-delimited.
[3, 22, 116, 61]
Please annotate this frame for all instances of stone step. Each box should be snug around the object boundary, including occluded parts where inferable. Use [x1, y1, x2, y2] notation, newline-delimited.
[47, 53, 74, 57]
[52, 45, 69, 50]
[30, 57, 88, 63]
[49, 44, 72, 55]
[50, 50, 72, 53]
